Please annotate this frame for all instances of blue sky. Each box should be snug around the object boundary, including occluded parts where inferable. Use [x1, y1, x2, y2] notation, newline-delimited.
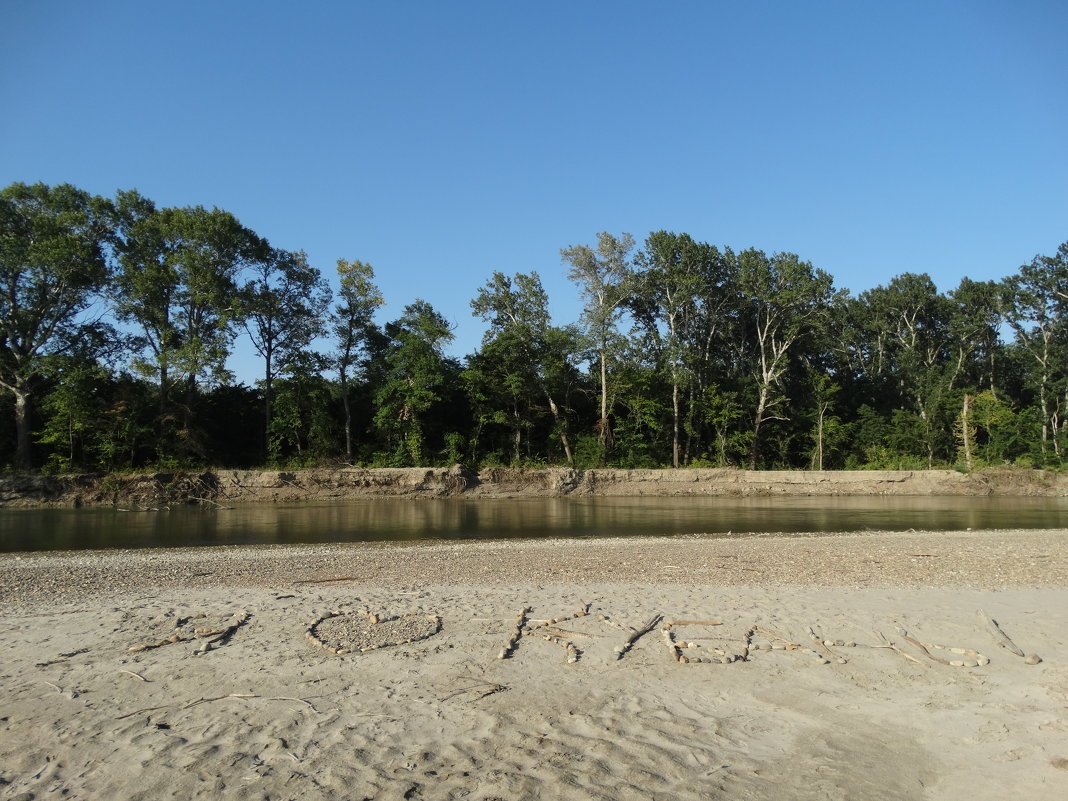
[3, 1, 1066, 384]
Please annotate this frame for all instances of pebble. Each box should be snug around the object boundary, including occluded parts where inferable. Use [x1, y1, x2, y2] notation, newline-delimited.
[2, 533, 1060, 618]
[1024, 654, 1042, 665]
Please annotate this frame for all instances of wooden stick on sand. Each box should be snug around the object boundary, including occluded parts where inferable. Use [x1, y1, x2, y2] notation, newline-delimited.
[978, 608, 1040, 663]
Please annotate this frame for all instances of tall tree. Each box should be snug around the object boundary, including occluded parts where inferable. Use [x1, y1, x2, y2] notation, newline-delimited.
[113, 193, 260, 460]
[947, 277, 1004, 397]
[333, 258, 384, 463]
[737, 249, 835, 469]
[0, 182, 112, 469]
[561, 231, 634, 451]
[1001, 242, 1068, 459]
[239, 247, 331, 455]
[469, 270, 578, 464]
[633, 232, 730, 467]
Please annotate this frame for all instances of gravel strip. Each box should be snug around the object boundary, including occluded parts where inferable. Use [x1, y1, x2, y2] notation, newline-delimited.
[1, 529, 1066, 614]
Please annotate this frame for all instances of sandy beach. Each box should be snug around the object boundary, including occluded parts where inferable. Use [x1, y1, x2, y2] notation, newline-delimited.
[2, 529, 1067, 800]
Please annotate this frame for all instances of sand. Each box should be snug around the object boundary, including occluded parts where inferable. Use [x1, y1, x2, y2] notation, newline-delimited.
[1, 530, 1067, 800]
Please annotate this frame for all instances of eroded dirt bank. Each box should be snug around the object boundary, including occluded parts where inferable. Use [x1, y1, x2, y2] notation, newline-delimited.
[1, 465, 1066, 508]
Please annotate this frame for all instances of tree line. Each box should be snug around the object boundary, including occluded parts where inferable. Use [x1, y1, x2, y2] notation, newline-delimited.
[2, 181, 1066, 473]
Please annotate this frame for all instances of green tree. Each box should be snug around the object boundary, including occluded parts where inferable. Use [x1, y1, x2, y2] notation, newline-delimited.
[468, 271, 578, 465]
[561, 232, 635, 452]
[0, 182, 112, 469]
[333, 258, 385, 463]
[632, 231, 734, 467]
[374, 300, 456, 465]
[239, 247, 331, 456]
[267, 352, 338, 465]
[737, 249, 836, 469]
[1001, 242, 1068, 461]
[113, 192, 261, 461]
[947, 277, 1003, 396]
[848, 273, 954, 466]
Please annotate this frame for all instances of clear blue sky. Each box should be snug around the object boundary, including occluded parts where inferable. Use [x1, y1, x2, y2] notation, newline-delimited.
[3, 1, 1066, 383]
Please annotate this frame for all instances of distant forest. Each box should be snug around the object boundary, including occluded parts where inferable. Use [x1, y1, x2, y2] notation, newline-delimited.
[2, 181, 1066, 474]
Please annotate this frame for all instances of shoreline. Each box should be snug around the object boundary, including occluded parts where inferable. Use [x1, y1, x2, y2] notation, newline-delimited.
[3, 465, 1067, 508]
[3, 530, 1066, 799]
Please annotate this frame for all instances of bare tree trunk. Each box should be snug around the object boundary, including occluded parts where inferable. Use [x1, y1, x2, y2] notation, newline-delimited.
[672, 380, 680, 468]
[342, 389, 353, 463]
[598, 348, 611, 448]
[263, 350, 273, 460]
[960, 393, 974, 472]
[13, 387, 32, 471]
[512, 404, 521, 465]
[749, 386, 770, 470]
[599, 350, 608, 438]
[814, 401, 826, 471]
[546, 394, 574, 466]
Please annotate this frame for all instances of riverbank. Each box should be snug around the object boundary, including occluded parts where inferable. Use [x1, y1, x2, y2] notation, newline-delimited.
[2, 465, 1066, 507]
[2, 531, 1066, 799]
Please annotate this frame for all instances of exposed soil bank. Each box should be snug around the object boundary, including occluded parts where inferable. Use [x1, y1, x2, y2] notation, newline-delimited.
[2, 465, 1066, 508]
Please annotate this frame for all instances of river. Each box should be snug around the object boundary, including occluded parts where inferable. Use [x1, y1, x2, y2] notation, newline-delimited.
[1, 495, 1066, 552]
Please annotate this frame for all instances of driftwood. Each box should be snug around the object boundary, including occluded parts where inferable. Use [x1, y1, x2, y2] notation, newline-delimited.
[872, 630, 925, 665]
[183, 693, 258, 709]
[895, 627, 988, 667]
[115, 704, 172, 720]
[193, 611, 250, 655]
[614, 614, 662, 660]
[665, 620, 722, 627]
[441, 682, 509, 702]
[978, 608, 1040, 663]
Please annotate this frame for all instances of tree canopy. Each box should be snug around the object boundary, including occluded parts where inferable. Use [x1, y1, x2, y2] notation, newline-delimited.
[2, 181, 1065, 473]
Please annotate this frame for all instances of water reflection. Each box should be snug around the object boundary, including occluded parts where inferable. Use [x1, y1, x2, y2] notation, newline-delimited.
[1, 496, 1066, 553]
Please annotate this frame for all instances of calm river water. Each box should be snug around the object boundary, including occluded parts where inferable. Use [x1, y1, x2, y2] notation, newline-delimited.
[1, 496, 1066, 552]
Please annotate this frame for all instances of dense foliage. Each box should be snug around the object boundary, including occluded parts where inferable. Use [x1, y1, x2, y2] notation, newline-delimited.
[2, 182, 1066, 472]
